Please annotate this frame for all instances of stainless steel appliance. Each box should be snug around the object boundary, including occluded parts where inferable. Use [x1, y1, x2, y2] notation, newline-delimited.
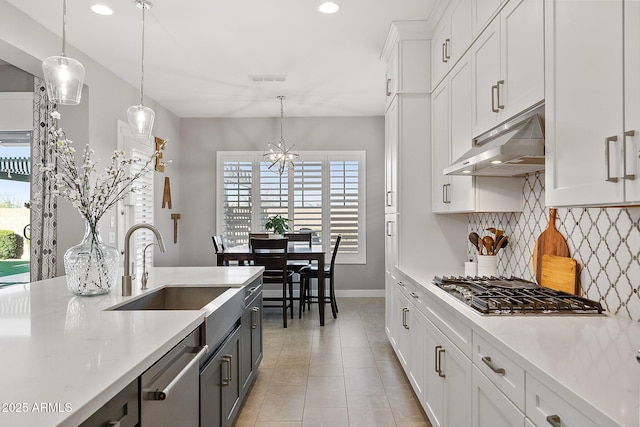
[432, 276, 604, 315]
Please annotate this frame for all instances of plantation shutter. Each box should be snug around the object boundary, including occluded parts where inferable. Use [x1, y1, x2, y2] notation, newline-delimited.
[222, 160, 253, 247]
[330, 160, 360, 254]
[259, 163, 288, 230]
[293, 159, 323, 244]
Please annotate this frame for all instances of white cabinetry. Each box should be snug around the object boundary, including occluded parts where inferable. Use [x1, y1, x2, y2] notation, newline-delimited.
[384, 99, 398, 213]
[545, 0, 640, 207]
[526, 375, 598, 427]
[432, 52, 523, 213]
[431, 0, 472, 88]
[471, 0, 544, 137]
[472, 366, 525, 427]
[384, 213, 397, 340]
[384, 22, 430, 111]
[424, 319, 472, 427]
[471, 0, 504, 37]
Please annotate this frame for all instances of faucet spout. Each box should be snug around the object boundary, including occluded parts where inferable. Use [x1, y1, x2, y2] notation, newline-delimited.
[122, 223, 166, 296]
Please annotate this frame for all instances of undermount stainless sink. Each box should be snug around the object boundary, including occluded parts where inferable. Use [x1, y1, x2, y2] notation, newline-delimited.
[111, 286, 231, 311]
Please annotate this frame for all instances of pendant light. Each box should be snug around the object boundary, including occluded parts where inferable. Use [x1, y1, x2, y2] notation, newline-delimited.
[42, 0, 85, 105]
[127, 0, 155, 137]
[263, 96, 299, 175]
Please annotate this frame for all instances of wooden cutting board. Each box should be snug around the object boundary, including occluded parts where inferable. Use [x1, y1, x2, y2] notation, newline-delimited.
[540, 254, 578, 294]
[533, 208, 569, 284]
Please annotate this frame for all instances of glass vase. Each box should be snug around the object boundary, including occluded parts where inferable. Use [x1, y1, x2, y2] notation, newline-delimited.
[64, 222, 119, 296]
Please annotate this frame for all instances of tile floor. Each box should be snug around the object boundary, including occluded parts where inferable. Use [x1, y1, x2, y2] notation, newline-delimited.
[233, 297, 433, 427]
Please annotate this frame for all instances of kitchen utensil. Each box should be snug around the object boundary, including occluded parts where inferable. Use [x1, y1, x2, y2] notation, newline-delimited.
[485, 227, 497, 235]
[469, 232, 480, 253]
[540, 254, 578, 294]
[482, 236, 495, 255]
[533, 208, 570, 284]
[494, 229, 504, 244]
[494, 235, 508, 254]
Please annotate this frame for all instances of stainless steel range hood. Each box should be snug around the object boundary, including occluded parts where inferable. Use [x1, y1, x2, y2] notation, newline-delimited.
[444, 106, 545, 177]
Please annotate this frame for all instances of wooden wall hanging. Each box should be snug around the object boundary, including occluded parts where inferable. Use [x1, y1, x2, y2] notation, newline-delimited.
[170, 213, 180, 244]
[162, 177, 172, 209]
[155, 137, 166, 172]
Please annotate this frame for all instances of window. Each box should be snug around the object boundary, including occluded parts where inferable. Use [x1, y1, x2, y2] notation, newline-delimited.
[217, 151, 366, 264]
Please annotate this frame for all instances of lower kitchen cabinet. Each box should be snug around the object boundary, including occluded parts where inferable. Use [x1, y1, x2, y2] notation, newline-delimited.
[201, 325, 242, 427]
[240, 290, 263, 398]
[525, 374, 598, 427]
[79, 378, 139, 427]
[472, 365, 525, 427]
[424, 320, 472, 427]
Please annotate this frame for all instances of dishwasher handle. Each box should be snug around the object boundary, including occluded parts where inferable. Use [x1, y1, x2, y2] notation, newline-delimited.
[145, 345, 208, 401]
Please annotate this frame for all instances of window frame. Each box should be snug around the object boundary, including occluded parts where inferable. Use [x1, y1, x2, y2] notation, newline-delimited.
[216, 150, 366, 264]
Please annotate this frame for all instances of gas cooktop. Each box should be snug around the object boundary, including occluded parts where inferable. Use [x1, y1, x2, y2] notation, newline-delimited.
[432, 276, 604, 315]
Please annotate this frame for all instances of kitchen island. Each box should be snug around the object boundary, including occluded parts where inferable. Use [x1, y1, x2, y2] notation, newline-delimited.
[0, 266, 263, 427]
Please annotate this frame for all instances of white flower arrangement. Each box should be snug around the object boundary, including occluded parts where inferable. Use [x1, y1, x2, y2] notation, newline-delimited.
[44, 110, 165, 231]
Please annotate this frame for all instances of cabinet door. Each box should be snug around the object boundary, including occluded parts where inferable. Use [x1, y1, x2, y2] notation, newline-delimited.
[545, 0, 624, 206]
[251, 297, 263, 372]
[449, 0, 472, 64]
[472, 366, 525, 427]
[472, 0, 503, 36]
[393, 285, 409, 368]
[432, 19, 450, 89]
[407, 302, 426, 402]
[424, 323, 445, 427]
[472, 18, 501, 137]
[448, 53, 475, 212]
[385, 98, 398, 213]
[222, 329, 242, 427]
[500, 0, 544, 118]
[441, 335, 472, 427]
[385, 48, 398, 110]
[432, 80, 450, 213]
[625, 0, 640, 201]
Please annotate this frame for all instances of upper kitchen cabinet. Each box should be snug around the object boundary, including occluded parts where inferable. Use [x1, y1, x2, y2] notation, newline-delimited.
[383, 21, 430, 112]
[432, 51, 523, 213]
[471, 0, 505, 37]
[431, 0, 473, 89]
[546, 0, 640, 206]
[471, 0, 544, 137]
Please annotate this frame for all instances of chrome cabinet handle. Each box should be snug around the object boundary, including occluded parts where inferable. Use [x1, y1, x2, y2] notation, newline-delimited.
[442, 42, 447, 63]
[145, 345, 209, 400]
[410, 292, 419, 299]
[481, 356, 506, 375]
[442, 184, 447, 203]
[386, 78, 391, 97]
[605, 135, 619, 182]
[496, 80, 505, 109]
[444, 38, 451, 61]
[491, 84, 499, 113]
[386, 190, 392, 206]
[623, 130, 636, 180]
[437, 347, 446, 378]
[434, 345, 442, 373]
[386, 221, 392, 237]
[446, 184, 451, 203]
[546, 415, 562, 427]
[222, 355, 233, 386]
[252, 307, 259, 329]
[402, 308, 409, 329]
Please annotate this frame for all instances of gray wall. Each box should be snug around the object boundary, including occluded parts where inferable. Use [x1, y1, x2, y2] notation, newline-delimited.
[0, 0, 181, 272]
[0, 63, 33, 91]
[179, 116, 385, 292]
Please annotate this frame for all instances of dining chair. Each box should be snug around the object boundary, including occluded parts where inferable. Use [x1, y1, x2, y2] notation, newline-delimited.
[212, 235, 225, 253]
[249, 233, 269, 240]
[251, 237, 295, 328]
[283, 231, 313, 274]
[298, 235, 341, 319]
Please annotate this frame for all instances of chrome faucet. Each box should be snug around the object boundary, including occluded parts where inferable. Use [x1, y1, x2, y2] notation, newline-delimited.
[141, 243, 157, 290]
[122, 224, 166, 296]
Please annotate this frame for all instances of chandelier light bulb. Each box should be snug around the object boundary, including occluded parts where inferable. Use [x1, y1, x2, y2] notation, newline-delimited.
[318, 1, 339, 13]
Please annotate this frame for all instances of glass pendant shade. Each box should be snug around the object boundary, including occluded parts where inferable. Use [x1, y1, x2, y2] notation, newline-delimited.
[127, 104, 155, 137]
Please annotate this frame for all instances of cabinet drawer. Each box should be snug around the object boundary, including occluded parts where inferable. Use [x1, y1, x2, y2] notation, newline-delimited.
[79, 379, 138, 427]
[526, 375, 598, 427]
[424, 296, 473, 357]
[473, 333, 525, 411]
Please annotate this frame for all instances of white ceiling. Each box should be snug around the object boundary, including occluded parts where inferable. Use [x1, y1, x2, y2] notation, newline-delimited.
[6, 0, 436, 118]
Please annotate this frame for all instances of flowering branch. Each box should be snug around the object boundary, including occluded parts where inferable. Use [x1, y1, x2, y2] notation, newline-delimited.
[44, 111, 166, 230]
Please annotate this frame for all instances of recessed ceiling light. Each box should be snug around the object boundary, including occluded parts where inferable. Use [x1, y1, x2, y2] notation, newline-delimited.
[462, 170, 471, 174]
[91, 4, 113, 15]
[318, 2, 339, 14]
[491, 160, 503, 164]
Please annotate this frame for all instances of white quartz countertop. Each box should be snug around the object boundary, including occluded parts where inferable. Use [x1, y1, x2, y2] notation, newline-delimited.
[404, 269, 640, 427]
[0, 266, 263, 427]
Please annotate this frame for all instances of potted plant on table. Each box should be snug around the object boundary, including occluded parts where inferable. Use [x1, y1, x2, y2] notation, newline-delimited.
[264, 215, 291, 236]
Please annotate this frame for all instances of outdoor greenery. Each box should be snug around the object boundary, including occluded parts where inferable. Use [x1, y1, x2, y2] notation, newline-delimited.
[265, 214, 291, 235]
[0, 230, 24, 259]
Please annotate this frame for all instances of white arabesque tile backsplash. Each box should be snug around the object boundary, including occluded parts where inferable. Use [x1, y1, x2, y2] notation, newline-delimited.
[468, 173, 640, 320]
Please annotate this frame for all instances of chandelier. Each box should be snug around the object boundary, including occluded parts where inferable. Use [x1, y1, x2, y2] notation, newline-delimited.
[263, 96, 299, 175]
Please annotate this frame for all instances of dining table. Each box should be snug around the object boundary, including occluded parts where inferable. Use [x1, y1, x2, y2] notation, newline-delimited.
[216, 243, 330, 326]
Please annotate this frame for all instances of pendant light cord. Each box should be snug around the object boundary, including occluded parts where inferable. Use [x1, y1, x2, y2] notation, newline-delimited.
[140, 4, 146, 105]
[61, 0, 67, 56]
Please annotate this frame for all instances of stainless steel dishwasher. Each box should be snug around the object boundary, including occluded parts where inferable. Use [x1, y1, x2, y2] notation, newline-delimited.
[141, 329, 208, 427]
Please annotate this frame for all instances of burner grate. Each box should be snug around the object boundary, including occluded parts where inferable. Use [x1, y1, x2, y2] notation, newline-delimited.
[433, 276, 604, 315]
